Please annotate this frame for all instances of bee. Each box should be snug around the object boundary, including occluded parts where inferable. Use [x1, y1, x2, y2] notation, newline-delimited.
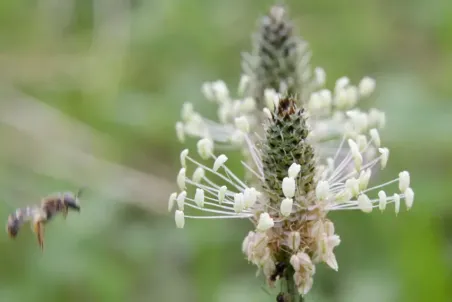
[6, 189, 83, 250]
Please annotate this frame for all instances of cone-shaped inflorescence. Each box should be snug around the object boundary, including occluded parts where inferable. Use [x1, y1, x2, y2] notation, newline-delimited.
[242, 5, 312, 108]
[261, 96, 316, 203]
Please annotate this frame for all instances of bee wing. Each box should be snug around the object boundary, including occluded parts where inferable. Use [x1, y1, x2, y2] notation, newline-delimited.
[0, 176, 48, 213]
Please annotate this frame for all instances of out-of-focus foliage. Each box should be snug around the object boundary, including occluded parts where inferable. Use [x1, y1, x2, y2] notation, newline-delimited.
[0, 0, 451, 301]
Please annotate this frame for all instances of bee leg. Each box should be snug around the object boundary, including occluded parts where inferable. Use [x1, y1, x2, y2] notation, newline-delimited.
[33, 221, 45, 251]
[62, 206, 68, 219]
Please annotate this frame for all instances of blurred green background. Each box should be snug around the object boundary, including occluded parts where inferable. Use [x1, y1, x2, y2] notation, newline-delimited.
[0, 0, 451, 301]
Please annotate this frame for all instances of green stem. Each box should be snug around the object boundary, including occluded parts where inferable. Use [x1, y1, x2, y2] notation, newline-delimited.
[285, 266, 303, 302]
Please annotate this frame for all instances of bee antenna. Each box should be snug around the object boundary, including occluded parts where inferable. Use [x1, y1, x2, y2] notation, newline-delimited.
[75, 187, 86, 199]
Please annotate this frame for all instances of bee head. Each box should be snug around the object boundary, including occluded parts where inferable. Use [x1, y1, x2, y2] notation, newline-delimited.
[6, 216, 20, 238]
[63, 189, 83, 212]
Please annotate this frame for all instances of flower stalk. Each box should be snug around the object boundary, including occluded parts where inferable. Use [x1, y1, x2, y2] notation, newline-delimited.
[170, 4, 415, 300]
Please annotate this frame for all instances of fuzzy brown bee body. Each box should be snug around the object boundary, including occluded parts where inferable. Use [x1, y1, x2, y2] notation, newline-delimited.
[6, 190, 82, 250]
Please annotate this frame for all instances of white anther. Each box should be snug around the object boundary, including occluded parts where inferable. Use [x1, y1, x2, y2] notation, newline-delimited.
[180, 149, 189, 168]
[168, 192, 177, 212]
[393, 193, 400, 215]
[177, 168, 186, 190]
[282, 177, 296, 198]
[238, 74, 250, 95]
[176, 191, 186, 211]
[213, 154, 228, 172]
[280, 198, 293, 217]
[379, 148, 389, 169]
[197, 138, 214, 160]
[404, 188, 414, 210]
[201, 82, 214, 101]
[175, 210, 185, 228]
[316, 181, 330, 201]
[398, 171, 410, 193]
[315, 67, 326, 86]
[234, 193, 244, 213]
[243, 187, 257, 208]
[192, 167, 205, 183]
[257, 212, 274, 232]
[359, 169, 371, 191]
[369, 128, 381, 147]
[218, 185, 227, 204]
[378, 190, 387, 212]
[359, 76, 376, 97]
[358, 194, 372, 213]
[288, 163, 301, 178]
[235, 116, 250, 133]
[194, 188, 205, 207]
[345, 178, 360, 197]
[175, 122, 185, 142]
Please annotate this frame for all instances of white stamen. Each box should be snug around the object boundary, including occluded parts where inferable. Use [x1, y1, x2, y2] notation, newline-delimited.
[180, 149, 189, 168]
[243, 187, 257, 208]
[315, 67, 326, 86]
[356, 135, 367, 152]
[192, 167, 205, 183]
[218, 185, 227, 204]
[359, 169, 371, 191]
[398, 171, 410, 193]
[238, 75, 250, 95]
[358, 194, 372, 213]
[335, 76, 350, 91]
[379, 148, 389, 169]
[181, 103, 194, 121]
[264, 89, 278, 111]
[369, 128, 380, 147]
[168, 192, 177, 212]
[282, 177, 296, 198]
[175, 210, 185, 228]
[175, 122, 185, 142]
[378, 190, 387, 211]
[197, 138, 214, 160]
[316, 181, 330, 201]
[263, 107, 273, 120]
[288, 163, 301, 178]
[212, 80, 229, 103]
[405, 188, 414, 210]
[335, 189, 352, 203]
[177, 191, 186, 211]
[234, 193, 244, 213]
[194, 188, 205, 207]
[280, 198, 293, 217]
[257, 212, 274, 232]
[177, 168, 186, 190]
[202, 82, 214, 101]
[213, 154, 228, 172]
[235, 116, 250, 133]
[345, 178, 360, 197]
[359, 76, 376, 97]
[394, 193, 400, 215]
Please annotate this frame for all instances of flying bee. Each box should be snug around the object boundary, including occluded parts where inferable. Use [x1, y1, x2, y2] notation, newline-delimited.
[6, 189, 83, 250]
